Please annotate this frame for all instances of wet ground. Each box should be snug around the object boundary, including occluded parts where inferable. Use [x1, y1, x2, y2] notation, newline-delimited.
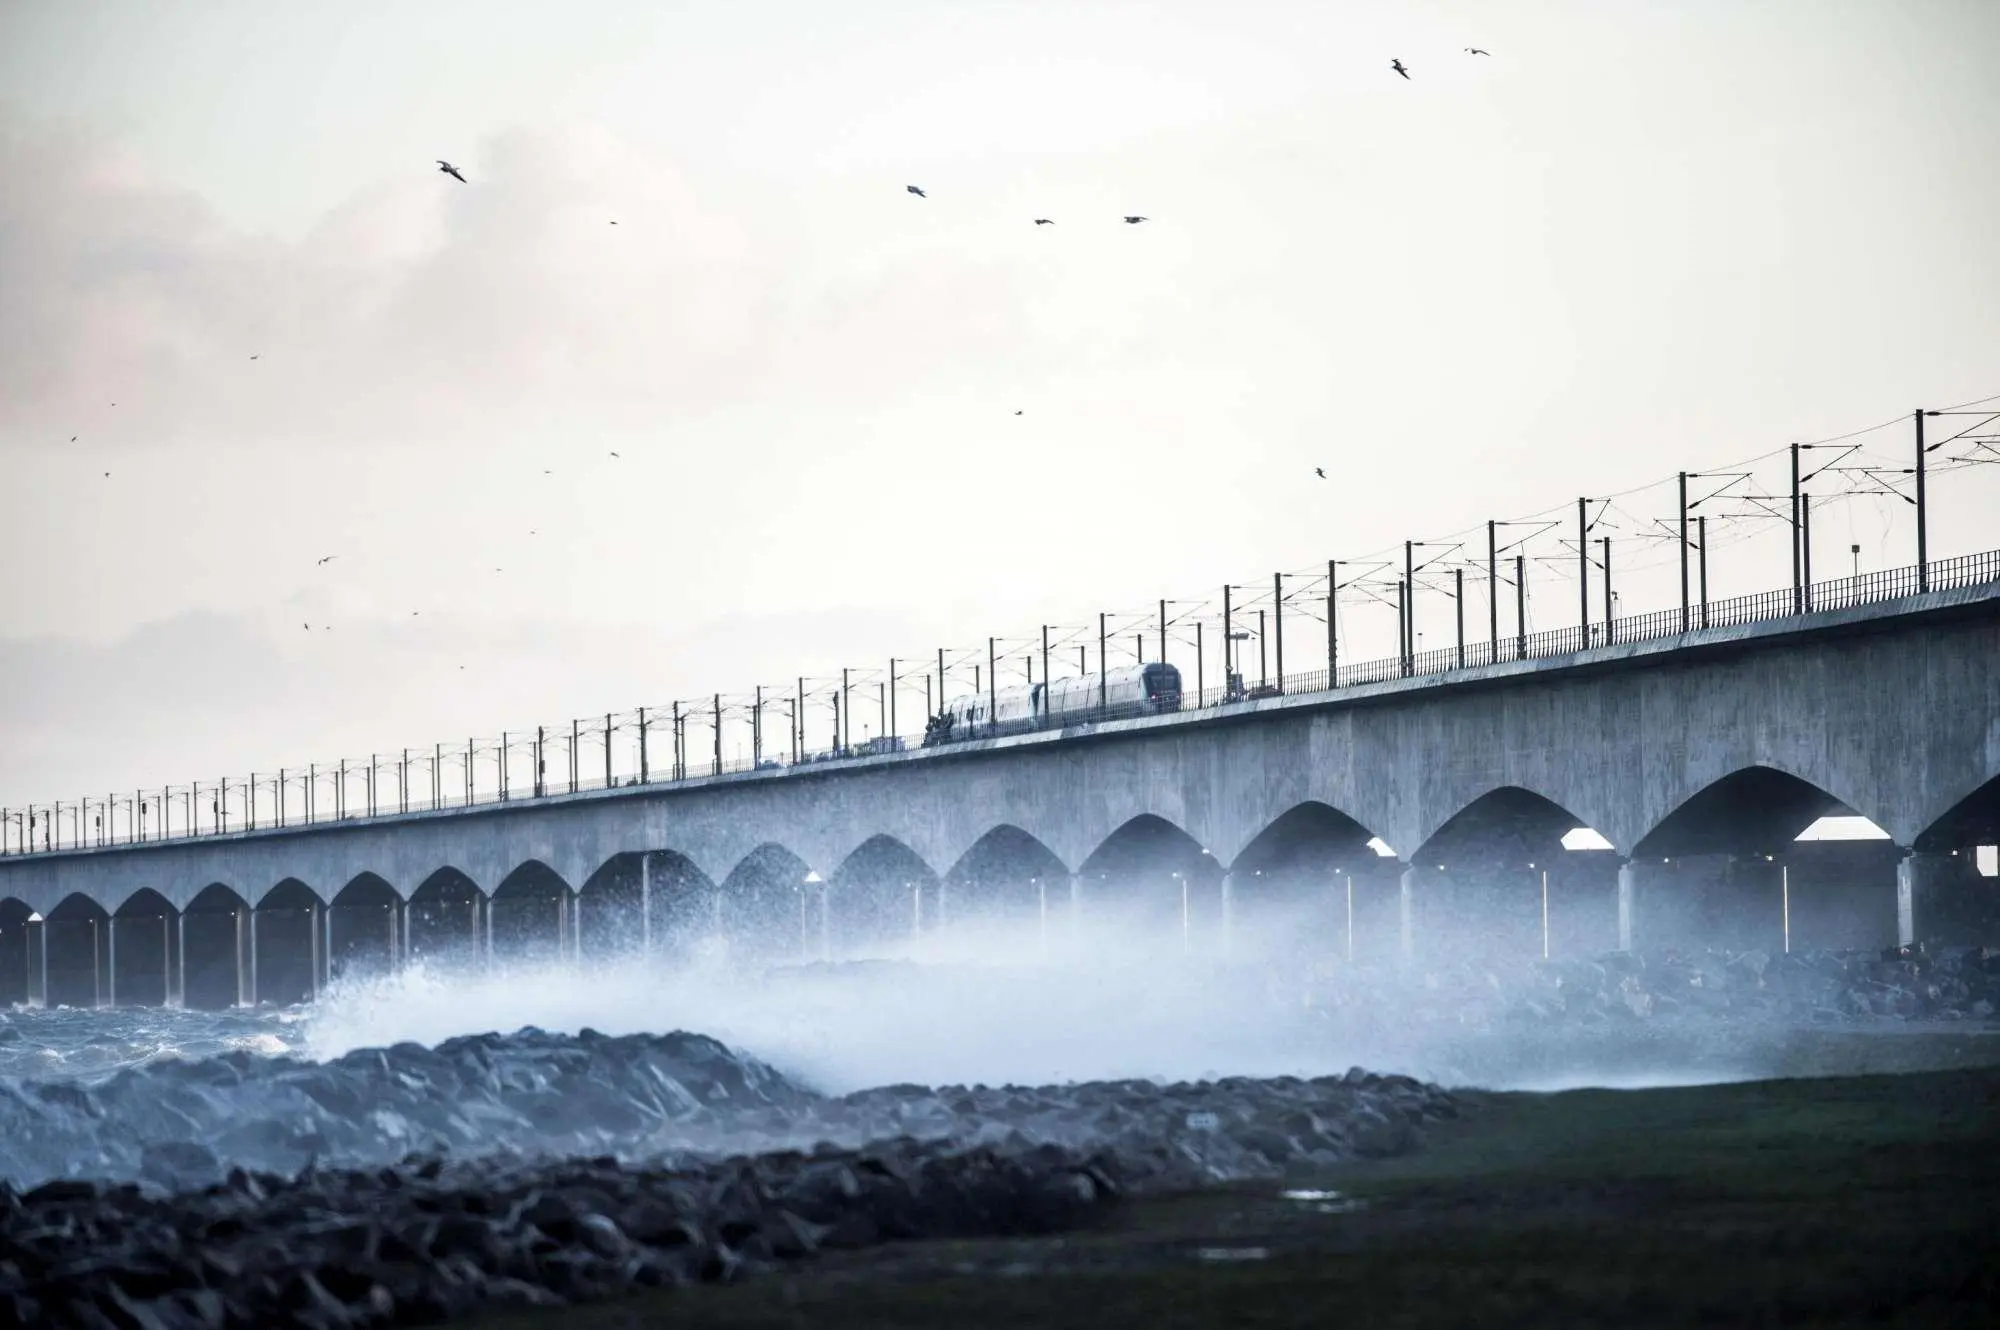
[475, 1032, 2000, 1328]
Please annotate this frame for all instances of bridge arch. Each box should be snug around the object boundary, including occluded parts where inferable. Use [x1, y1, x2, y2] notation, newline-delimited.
[182, 883, 249, 1010]
[1914, 771, 2000, 853]
[329, 872, 399, 979]
[1629, 764, 1900, 954]
[718, 842, 817, 966]
[44, 892, 109, 1009]
[408, 866, 482, 963]
[648, 849, 720, 963]
[250, 879, 323, 1006]
[1635, 765, 1854, 859]
[1901, 772, 2000, 947]
[110, 887, 176, 1008]
[1228, 801, 1395, 964]
[940, 825, 1070, 951]
[577, 851, 717, 962]
[1076, 814, 1219, 955]
[491, 860, 573, 963]
[1405, 786, 1620, 961]
[828, 834, 936, 959]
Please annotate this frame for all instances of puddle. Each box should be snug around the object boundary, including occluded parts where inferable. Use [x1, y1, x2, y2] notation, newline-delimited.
[1280, 1187, 1367, 1214]
[1196, 1246, 1271, 1263]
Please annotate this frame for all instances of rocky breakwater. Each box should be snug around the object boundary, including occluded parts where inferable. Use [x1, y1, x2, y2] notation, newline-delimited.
[0, 1029, 815, 1191]
[1498, 944, 2000, 1027]
[0, 1030, 1458, 1329]
[1285, 944, 2000, 1032]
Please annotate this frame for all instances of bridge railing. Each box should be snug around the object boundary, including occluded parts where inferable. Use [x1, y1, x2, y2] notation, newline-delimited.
[4, 547, 1998, 858]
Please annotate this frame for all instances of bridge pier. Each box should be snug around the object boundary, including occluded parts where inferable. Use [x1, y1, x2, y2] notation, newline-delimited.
[0, 902, 32, 1006]
[1898, 849, 1997, 947]
[817, 881, 831, 961]
[639, 855, 652, 958]
[1398, 863, 1416, 962]
[1219, 872, 1236, 960]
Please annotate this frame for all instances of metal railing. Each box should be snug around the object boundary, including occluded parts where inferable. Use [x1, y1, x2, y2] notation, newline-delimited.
[4, 547, 1997, 859]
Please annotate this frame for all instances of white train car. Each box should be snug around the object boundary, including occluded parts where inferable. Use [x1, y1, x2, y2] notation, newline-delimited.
[925, 663, 1183, 745]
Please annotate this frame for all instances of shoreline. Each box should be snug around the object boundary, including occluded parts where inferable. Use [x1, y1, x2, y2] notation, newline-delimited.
[478, 1061, 2000, 1328]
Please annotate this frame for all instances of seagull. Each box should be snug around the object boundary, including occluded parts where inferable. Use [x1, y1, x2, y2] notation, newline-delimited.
[1123, 216, 1148, 224]
[906, 185, 926, 198]
[1034, 218, 1054, 225]
[1466, 48, 1490, 56]
[1315, 467, 1327, 479]
[437, 160, 467, 183]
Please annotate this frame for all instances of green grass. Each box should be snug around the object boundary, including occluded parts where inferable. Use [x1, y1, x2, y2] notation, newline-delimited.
[475, 1065, 2000, 1329]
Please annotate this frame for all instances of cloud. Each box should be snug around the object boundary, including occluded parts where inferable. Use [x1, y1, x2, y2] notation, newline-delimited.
[0, 109, 1053, 451]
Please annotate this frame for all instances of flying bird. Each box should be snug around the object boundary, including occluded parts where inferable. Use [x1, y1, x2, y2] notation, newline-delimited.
[69, 436, 76, 442]
[1315, 467, 1327, 479]
[609, 220, 618, 225]
[303, 623, 311, 631]
[1034, 218, 1054, 225]
[1014, 411, 1023, 416]
[250, 354, 259, 360]
[608, 451, 620, 458]
[437, 160, 467, 183]
[906, 185, 926, 198]
[316, 555, 337, 565]
[103, 471, 110, 478]
[1123, 216, 1148, 224]
[1466, 48, 1490, 55]
[1391, 59, 1410, 79]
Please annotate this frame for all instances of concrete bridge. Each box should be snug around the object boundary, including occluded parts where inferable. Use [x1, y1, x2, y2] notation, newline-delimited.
[2, 584, 1997, 1009]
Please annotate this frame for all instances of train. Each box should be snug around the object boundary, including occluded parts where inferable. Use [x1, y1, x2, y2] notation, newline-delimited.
[923, 662, 1184, 745]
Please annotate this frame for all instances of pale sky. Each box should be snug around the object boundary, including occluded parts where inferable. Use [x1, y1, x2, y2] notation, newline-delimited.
[2, 0, 1998, 807]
